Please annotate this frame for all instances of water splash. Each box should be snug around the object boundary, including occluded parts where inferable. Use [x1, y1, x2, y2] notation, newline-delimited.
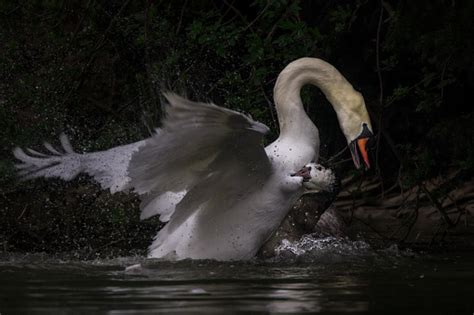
[0, 252, 145, 270]
[0, 236, 416, 269]
[273, 234, 415, 264]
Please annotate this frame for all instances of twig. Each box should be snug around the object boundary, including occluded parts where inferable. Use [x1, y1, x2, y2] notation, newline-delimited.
[242, 0, 270, 32]
[353, 216, 392, 241]
[400, 187, 420, 242]
[327, 146, 349, 163]
[222, 0, 252, 32]
[419, 183, 455, 228]
[97, 238, 126, 250]
[61, 0, 131, 106]
[17, 205, 28, 220]
[439, 53, 453, 104]
[366, 107, 401, 163]
[330, 157, 353, 166]
[144, 0, 159, 117]
[265, 5, 292, 41]
[216, 0, 236, 25]
[1, 3, 21, 16]
[176, 0, 188, 35]
[374, 0, 384, 174]
[259, 84, 277, 130]
[68, 0, 93, 48]
[90, 95, 139, 138]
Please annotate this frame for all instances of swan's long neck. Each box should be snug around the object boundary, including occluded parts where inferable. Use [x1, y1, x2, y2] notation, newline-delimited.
[273, 58, 371, 143]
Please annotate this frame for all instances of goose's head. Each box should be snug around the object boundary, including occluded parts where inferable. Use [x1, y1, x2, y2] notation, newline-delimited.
[292, 163, 338, 194]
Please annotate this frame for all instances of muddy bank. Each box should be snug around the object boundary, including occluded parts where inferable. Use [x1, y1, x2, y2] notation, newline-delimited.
[262, 169, 474, 256]
[336, 171, 474, 248]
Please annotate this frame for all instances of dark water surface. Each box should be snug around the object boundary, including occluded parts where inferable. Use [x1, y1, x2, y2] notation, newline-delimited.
[0, 238, 473, 314]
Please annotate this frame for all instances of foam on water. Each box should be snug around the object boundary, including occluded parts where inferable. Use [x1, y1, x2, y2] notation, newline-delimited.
[272, 234, 415, 264]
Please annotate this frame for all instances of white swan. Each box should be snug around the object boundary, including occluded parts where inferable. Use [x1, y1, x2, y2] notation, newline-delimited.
[13, 57, 373, 260]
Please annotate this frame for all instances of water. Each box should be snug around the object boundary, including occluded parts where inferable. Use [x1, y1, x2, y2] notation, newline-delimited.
[1, 237, 473, 314]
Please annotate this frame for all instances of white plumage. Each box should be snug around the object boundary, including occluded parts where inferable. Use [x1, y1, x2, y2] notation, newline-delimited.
[14, 58, 373, 260]
[14, 135, 145, 193]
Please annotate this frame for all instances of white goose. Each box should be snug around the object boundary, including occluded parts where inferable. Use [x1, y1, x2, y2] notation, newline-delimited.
[14, 58, 373, 260]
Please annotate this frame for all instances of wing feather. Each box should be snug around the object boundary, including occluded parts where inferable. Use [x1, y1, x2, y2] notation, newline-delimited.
[129, 93, 272, 229]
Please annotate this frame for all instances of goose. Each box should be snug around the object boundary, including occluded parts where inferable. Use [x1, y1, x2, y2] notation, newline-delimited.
[13, 57, 373, 260]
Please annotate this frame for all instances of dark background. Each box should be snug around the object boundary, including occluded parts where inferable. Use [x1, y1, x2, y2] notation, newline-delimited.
[0, 0, 473, 255]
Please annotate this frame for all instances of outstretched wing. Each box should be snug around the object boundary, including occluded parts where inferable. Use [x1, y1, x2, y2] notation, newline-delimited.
[129, 93, 272, 231]
[13, 133, 82, 181]
[13, 133, 145, 193]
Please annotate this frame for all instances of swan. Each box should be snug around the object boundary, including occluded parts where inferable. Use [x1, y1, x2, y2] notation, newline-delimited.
[13, 57, 373, 260]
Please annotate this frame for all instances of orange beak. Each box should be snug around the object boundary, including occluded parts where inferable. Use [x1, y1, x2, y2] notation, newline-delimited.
[349, 123, 373, 170]
[349, 137, 371, 170]
[357, 137, 370, 169]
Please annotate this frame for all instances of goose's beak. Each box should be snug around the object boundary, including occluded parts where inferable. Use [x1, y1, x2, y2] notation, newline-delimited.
[291, 166, 311, 182]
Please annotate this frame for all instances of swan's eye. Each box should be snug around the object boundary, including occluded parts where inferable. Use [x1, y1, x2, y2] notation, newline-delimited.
[316, 166, 322, 171]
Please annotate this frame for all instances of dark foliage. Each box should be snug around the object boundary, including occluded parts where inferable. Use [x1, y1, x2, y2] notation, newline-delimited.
[0, 0, 472, 253]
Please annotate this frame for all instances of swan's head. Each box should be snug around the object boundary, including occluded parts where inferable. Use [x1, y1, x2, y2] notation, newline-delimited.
[291, 163, 338, 194]
[273, 57, 375, 170]
[326, 81, 374, 170]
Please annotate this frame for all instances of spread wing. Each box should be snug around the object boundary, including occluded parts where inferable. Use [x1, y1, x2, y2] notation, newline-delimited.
[129, 93, 272, 232]
[13, 133, 145, 194]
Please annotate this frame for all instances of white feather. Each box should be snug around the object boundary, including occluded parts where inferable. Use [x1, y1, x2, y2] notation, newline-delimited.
[14, 134, 145, 193]
[14, 58, 373, 261]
